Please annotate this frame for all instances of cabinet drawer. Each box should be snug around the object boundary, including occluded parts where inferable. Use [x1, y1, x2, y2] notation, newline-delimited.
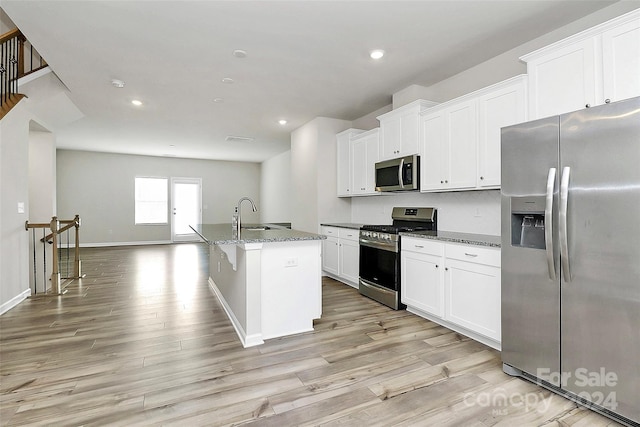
[321, 226, 340, 237]
[445, 243, 500, 267]
[339, 228, 359, 242]
[401, 237, 444, 256]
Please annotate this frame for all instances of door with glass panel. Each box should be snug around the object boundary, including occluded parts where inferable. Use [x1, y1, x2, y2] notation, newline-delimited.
[171, 178, 202, 242]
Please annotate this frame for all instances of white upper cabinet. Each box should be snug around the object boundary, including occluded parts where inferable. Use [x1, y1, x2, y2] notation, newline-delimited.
[477, 76, 527, 188]
[420, 75, 527, 192]
[377, 100, 438, 161]
[602, 17, 640, 103]
[522, 9, 640, 119]
[350, 128, 379, 196]
[336, 128, 364, 197]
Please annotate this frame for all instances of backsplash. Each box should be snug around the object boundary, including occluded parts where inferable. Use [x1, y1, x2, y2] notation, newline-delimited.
[351, 190, 501, 235]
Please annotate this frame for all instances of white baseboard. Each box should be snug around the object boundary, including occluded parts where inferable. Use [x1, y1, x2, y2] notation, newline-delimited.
[0, 288, 31, 315]
[80, 240, 173, 248]
[208, 277, 264, 348]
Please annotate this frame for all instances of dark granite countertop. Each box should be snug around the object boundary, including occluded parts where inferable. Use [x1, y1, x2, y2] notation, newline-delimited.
[191, 224, 325, 245]
[400, 230, 501, 248]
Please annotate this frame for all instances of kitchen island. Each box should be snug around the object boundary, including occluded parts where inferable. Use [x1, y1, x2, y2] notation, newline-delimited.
[191, 224, 325, 347]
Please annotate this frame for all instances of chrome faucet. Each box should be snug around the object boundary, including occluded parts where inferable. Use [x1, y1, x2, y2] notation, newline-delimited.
[235, 197, 258, 234]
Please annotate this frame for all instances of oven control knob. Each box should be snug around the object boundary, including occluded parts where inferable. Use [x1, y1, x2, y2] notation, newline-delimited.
[372, 232, 378, 239]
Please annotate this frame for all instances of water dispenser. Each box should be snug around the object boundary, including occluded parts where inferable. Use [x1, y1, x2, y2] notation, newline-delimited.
[510, 196, 546, 249]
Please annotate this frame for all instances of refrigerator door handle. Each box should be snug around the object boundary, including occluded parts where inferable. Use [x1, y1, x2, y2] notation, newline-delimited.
[559, 166, 571, 282]
[545, 167, 557, 280]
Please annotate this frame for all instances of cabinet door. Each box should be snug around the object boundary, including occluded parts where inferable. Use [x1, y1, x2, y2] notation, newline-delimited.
[351, 138, 367, 195]
[399, 111, 420, 157]
[339, 239, 360, 286]
[444, 259, 501, 341]
[420, 111, 447, 191]
[527, 38, 599, 119]
[446, 100, 477, 190]
[364, 133, 379, 194]
[336, 133, 352, 197]
[380, 115, 401, 160]
[602, 18, 640, 103]
[477, 79, 527, 188]
[401, 250, 444, 318]
[351, 131, 379, 195]
[322, 237, 339, 276]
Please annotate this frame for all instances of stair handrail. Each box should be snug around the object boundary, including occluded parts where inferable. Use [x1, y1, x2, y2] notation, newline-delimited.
[25, 215, 83, 295]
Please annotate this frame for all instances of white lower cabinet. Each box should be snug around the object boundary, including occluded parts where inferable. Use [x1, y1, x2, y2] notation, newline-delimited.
[401, 237, 501, 349]
[401, 238, 445, 318]
[322, 236, 339, 276]
[321, 226, 359, 287]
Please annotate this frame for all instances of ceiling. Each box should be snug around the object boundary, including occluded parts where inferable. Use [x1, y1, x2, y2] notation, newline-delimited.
[2, 1, 619, 163]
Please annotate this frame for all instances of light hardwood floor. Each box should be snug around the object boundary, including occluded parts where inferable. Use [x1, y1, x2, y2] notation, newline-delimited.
[0, 243, 621, 426]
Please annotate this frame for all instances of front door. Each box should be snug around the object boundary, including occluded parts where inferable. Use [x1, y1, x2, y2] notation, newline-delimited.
[171, 177, 201, 242]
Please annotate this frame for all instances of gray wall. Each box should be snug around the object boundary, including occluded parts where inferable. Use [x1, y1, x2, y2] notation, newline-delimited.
[0, 102, 31, 313]
[56, 150, 261, 245]
[260, 150, 292, 223]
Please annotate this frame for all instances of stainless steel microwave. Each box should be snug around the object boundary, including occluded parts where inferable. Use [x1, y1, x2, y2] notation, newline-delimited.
[375, 155, 420, 192]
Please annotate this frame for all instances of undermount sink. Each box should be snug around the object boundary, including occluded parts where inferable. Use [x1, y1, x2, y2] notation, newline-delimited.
[242, 226, 271, 231]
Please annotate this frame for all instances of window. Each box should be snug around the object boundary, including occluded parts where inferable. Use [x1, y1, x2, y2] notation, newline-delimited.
[135, 177, 168, 224]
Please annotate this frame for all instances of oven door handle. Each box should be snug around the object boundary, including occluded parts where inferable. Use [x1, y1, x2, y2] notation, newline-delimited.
[359, 238, 397, 252]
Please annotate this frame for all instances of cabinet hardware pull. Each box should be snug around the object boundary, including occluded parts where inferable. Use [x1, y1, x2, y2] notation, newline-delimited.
[605, 98, 611, 104]
[435, 264, 439, 268]
[414, 245, 424, 248]
[464, 252, 478, 257]
[480, 176, 484, 180]
[585, 103, 591, 108]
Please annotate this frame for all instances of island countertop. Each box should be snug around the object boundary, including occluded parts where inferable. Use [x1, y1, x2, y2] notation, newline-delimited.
[191, 223, 326, 245]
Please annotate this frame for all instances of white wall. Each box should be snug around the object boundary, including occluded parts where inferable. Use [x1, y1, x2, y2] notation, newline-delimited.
[351, 191, 501, 236]
[28, 130, 56, 219]
[290, 117, 352, 233]
[259, 150, 291, 223]
[56, 150, 261, 245]
[0, 102, 31, 313]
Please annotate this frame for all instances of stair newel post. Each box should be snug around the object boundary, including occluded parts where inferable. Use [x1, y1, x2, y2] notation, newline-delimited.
[50, 216, 61, 294]
[73, 214, 83, 279]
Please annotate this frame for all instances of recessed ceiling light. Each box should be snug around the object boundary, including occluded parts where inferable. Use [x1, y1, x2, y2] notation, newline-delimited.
[278, 119, 287, 125]
[131, 99, 143, 106]
[111, 79, 125, 88]
[222, 77, 234, 84]
[213, 97, 225, 103]
[233, 49, 247, 58]
[370, 49, 385, 60]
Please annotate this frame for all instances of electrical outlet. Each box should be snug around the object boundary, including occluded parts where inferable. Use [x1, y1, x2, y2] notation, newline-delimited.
[474, 208, 481, 217]
[17, 202, 25, 214]
[285, 257, 298, 268]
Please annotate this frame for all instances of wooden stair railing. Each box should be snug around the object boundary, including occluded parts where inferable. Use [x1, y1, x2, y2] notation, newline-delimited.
[25, 215, 84, 295]
[1, 28, 48, 119]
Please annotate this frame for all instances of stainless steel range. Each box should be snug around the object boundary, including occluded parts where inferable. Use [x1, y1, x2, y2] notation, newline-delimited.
[359, 207, 437, 310]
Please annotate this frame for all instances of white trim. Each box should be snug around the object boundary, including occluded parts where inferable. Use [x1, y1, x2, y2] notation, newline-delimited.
[17, 67, 52, 86]
[80, 240, 173, 248]
[208, 277, 264, 348]
[520, 8, 640, 62]
[406, 306, 501, 351]
[0, 288, 31, 315]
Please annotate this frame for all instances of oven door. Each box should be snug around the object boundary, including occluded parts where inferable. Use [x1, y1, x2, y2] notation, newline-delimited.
[359, 239, 398, 292]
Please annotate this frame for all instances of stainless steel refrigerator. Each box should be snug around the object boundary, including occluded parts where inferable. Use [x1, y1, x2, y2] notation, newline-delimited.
[501, 96, 640, 426]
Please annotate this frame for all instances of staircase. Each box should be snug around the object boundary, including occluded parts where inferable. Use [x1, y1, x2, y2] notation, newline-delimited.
[0, 28, 47, 119]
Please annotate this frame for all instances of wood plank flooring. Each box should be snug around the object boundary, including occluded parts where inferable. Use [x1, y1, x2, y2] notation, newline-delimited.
[0, 243, 622, 426]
